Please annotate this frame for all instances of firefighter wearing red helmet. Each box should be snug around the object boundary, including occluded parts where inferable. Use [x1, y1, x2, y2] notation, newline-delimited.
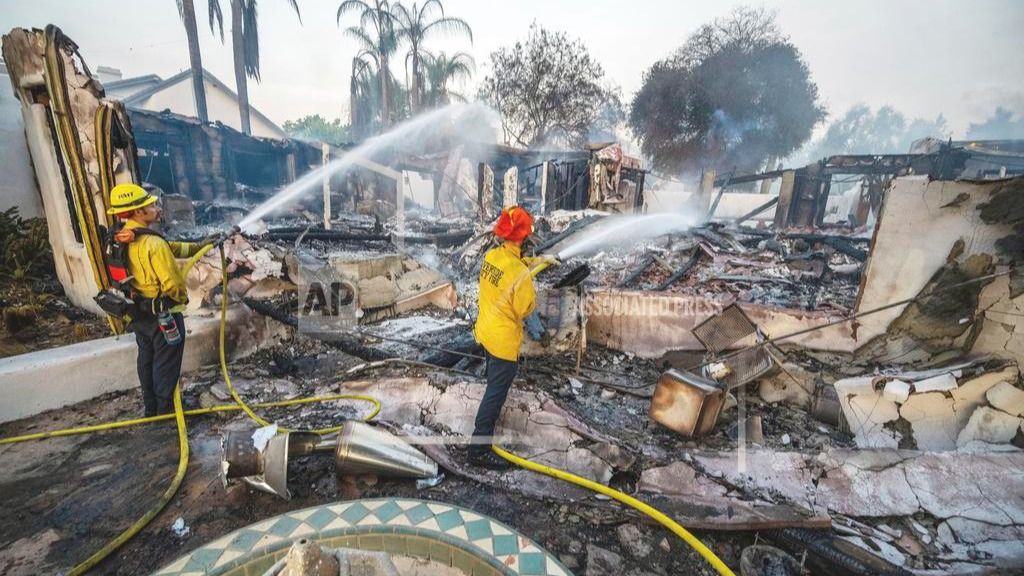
[469, 206, 557, 469]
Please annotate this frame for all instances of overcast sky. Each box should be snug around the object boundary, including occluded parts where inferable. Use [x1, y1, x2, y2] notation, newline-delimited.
[2, 0, 1022, 137]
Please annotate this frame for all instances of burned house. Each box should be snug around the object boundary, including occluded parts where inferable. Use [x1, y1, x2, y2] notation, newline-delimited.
[426, 141, 647, 220]
[3, 21, 1024, 576]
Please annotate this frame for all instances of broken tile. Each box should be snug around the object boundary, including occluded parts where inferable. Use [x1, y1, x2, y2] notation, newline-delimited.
[956, 406, 1022, 447]
[987, 381, 1024, 417]
[882, 379, 911, 404]
[899, 392, 958, 451]
[913, 372, 958, 393]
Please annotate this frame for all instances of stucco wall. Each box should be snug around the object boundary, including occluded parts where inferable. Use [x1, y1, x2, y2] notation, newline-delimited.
[134, 76, 285, 139]
[0, 71, 41, 217]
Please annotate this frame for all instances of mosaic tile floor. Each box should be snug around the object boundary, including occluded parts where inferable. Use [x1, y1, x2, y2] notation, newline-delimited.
[154, 498, 572, 576]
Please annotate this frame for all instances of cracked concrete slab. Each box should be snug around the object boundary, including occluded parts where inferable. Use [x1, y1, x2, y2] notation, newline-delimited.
[675, 448, 1024, 528]
[814, 451, 920, 517]
[692, 451, 817, 509]
[903, 452, 1024, 525]
[637, 461, 728, 499]
[636, 457, 830, 530]
[343, 377, 617, 486]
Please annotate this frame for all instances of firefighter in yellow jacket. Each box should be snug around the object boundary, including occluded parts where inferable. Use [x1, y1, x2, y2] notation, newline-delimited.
[107, 183, 214, 416]
[470, 206, 556, 469]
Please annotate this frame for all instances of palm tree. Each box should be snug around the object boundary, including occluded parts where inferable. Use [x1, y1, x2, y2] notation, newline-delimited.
[175, 0, 224, 122]
[207, 0, 301, 135]
[423, 51, 474, 108]
[338, 0, 396, 129]
[350, 54, 379, 135]
[391, 0, 472, 114]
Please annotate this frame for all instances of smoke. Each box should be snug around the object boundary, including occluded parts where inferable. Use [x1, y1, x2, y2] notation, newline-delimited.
[705, 109, 761, 151]
[966, 107, 1024, 140]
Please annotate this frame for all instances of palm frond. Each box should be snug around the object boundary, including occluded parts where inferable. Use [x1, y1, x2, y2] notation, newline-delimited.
[390, 2, 412, 28]
[421, 0, 445, 19]
[422, 15, 472, 43]
[284, 0, 301, 24]
[242, 0, 261, 80]
[208, 0, 225, 41]
[337, 0, 372, 25]
[344, 25, 380, 52]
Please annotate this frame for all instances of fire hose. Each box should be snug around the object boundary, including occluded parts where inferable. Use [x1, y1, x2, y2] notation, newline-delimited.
[0, 243, 736, 576]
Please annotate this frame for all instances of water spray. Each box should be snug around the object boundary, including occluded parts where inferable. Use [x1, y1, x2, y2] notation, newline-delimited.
[550, 212, 702, 261]
[236, 103, 500, 233]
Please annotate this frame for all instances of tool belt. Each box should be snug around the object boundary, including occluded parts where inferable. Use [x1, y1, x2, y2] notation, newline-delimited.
[94, 286, 174, 319]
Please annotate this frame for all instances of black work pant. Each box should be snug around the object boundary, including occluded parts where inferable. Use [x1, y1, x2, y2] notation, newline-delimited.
[131, 313, 185, 416]
[469, 352, 518, 456]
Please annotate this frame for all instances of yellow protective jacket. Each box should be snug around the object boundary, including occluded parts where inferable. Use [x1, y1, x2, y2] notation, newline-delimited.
[119, 220, 204, 309]
[473, 242, 539, 361]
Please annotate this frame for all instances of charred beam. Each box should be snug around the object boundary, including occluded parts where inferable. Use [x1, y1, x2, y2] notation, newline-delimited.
[656, 248, 703, 291]
[619, 255, 656, 288]
[733, 196, 779, 225]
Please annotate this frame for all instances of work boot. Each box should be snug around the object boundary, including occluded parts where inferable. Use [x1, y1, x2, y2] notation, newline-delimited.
[468, 449, 512, 471]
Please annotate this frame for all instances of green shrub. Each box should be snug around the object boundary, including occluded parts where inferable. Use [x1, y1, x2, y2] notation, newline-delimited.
[0, 207, 53, 280]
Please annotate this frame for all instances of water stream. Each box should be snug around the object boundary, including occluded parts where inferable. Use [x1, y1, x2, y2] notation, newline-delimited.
[237, 103, 498, 232]
[555, 211, 702, 260]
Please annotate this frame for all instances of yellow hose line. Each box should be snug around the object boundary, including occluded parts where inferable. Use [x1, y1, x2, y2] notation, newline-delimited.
[182, 242, 216, 276]
[66, 384, 189, 576]
[492, 446, 737, 576]
[217, 245, 351, 436]
[0, 393, 381, 445]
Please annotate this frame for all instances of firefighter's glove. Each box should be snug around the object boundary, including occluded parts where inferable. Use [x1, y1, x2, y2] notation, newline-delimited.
[525, 311, 546, 341]
[539, 254, 561, 267]
[200, 232, 227, 247]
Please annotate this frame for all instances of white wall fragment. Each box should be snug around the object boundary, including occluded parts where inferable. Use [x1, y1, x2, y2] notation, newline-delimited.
[987, 382, 1024, 417]
[882, 380, 911, 404]
[956, 407, 1022, 447]
[914, 372, 959, 393]
[899, 392, 958, 451]
[844, 393, 901, 448]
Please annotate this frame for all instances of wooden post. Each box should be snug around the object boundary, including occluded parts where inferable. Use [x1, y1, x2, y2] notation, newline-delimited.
[322, 142, 331, 230]
[774, 170, 796, 229]
[397, 171, 408, 252]
[539, 161, 550, 215]
[699, 170, 716, 212]
[503, 166, 518, 208]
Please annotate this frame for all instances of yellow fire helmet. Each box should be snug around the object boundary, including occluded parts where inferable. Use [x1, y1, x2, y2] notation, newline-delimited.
[107, 182, 158, 215]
